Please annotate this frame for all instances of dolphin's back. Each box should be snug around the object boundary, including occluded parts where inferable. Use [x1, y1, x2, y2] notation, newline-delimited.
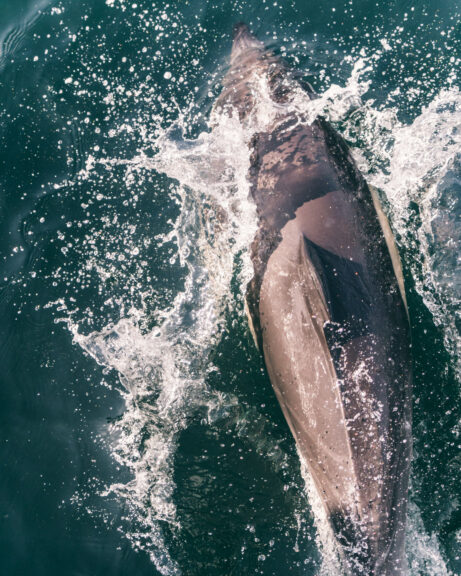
[220, 24, 412, 574]
[249, 118, 412, 573]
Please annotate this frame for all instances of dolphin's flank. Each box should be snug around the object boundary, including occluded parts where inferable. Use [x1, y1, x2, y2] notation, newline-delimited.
[216, 24, 412, 575]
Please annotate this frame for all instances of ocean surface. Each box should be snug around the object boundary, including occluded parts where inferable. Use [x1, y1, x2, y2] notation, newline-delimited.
[0, 0, 460, 574]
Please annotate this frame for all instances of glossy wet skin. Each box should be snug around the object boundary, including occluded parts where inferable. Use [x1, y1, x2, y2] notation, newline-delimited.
[218, 24, 412, 574]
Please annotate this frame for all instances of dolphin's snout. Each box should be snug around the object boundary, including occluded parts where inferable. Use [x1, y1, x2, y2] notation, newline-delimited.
[233, 21, 250, 39]
[231, 22, 263, 61]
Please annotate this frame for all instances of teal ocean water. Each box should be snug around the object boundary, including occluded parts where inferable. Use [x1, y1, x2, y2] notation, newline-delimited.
[0, 1, 460, 574]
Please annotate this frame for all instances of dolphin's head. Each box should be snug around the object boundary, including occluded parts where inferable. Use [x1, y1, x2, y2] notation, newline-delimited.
[231, 22, 264, 64]
[215, 24, 286, 121]
[212, 23, 266, 121]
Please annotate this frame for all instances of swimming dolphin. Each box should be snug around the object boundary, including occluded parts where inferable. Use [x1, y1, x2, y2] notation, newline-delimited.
[215, 23, 412, 575]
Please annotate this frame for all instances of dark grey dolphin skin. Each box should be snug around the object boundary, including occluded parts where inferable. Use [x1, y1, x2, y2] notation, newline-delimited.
[215, 24, 412, 575]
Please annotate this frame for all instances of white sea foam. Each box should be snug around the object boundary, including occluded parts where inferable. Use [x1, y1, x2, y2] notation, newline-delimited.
[406, 499, 451, 576]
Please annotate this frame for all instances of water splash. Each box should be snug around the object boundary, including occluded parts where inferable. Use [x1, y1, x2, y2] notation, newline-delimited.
[43, 24, 458, 575]
[60, 106, 259, 574]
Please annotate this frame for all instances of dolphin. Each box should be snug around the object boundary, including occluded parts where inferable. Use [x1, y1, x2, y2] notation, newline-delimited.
[215, 23, 412, 575]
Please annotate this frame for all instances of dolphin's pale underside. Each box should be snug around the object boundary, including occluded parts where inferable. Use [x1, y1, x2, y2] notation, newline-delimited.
[215, 24, 412, 575]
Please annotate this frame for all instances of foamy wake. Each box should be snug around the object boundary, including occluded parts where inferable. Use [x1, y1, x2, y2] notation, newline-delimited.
[62, 54, 458, 574]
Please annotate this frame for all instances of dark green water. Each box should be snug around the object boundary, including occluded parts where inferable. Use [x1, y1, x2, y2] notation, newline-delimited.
[0, 1, 460, 575]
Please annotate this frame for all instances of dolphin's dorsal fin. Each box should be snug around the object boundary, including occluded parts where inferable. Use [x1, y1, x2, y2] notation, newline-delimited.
[296, 234, 331, 321]
[368, 184, 409, 319]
